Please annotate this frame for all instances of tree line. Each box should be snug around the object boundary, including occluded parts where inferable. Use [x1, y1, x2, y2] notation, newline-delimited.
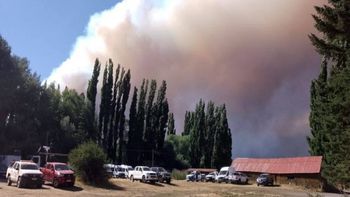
[308, 0, 350, 190]
[0, 35, 233, 169]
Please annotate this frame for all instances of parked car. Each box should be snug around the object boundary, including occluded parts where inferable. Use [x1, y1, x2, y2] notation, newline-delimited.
[216, 166, 235, 183]
[205, 171, 218, 182]
[6, 160, 43, 188]
[119, 164, 133, 178]
[40, 162, 75, 187]
[128, 166, 158, 183]
[228, 172, 248, 184]
[256, 173, 274, 186]
[103, 163, 115, 177]
[113, 165, 127, 178]
[0, 155, 21, 178]
[151, 167, 171, 184]
[186, 171, 204, 182]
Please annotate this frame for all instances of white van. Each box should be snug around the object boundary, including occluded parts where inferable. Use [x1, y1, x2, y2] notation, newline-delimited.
[216, 166, 235, 183]
[103, 164, 115, 177]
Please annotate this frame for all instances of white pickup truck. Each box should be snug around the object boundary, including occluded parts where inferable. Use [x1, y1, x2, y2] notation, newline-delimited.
[6, 160, 43, 188]
[128, 166, 158, 183]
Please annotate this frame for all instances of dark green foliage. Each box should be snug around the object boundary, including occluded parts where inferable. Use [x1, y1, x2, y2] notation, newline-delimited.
[166, 134, 191, 168]
[189, 99, 205, 167]
[127, 87, 138, 166]
[203, 101, 215, 167]
[107, 63, 120, 161]
[211, 105, 232, 169]
[167, 113, 176, 135]
[154, 81, 169, 152]
[86, 59, 101, 141]
[144, 80, 157, 154]
[117, 69, 131, 163]
[68, 141, 107, 184]
[182, 111, 191, 136]
[171, 169, 187, 180]
[185, 100, 232, 168]
[308, 0, 350, 190]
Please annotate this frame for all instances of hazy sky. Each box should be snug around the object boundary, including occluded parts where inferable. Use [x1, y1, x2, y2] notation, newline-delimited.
[0, 0, 326, 158]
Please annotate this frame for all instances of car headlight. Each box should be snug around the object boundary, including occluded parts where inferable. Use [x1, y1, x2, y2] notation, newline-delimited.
[56, 172, 64, 177]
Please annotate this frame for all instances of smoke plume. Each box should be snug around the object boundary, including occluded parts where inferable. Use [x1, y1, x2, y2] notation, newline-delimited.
[47, 0, 326, 158]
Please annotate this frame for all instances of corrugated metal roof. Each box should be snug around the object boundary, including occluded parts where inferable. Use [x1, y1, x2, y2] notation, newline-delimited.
[231, 156, 322, 174]
[187, 168, 217, 173]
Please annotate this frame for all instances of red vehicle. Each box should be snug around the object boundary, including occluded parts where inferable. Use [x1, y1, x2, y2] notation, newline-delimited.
[40, 162, 75, 187]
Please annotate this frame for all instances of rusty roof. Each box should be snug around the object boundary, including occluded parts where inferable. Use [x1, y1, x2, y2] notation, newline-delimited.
[231, 156, 322, 174]
[187, 168, 217, 173]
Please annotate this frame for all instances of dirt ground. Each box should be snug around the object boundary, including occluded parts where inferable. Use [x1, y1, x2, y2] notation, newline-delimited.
[0, 178, 343, 197]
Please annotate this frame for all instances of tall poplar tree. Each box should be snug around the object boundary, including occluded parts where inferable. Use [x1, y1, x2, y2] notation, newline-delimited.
[127, 87, 138, 165]
[117, 70, 131, 163]
[154, 81, 169, 152]
[86, 59, 100, 141]
[167, 113, 176, 135]
[144, 80, 157, 156]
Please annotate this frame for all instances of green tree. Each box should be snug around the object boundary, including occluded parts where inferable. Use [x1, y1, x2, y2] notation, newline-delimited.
[144, 80, 157, 154]
[167, 113, 176, 135]
[154, 80, 169, 152]
[68, 141, 107, 184]
[117, 69, 131, 163]
[127, 87, 138, 166]
[308, 0, 350, 190]
[98, 62, 113, 150]
[86, 59, 101, 141]
[204, 101, 215, 168]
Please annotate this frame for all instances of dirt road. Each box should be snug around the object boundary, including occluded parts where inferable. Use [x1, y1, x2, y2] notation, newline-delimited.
[0, 178, 342, 197]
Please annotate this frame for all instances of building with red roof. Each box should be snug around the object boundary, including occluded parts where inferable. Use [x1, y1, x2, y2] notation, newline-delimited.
[231, 156, 323, 189]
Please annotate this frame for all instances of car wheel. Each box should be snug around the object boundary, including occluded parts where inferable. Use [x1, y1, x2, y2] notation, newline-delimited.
[37, 184, 42, 188]
[257, 183, 259, 186]
[166, 179, 171, 184]
[53, 179, 59, 188]
[245, 180, 248, 184]
[159, 177, 164, 183]
[17, 177, 22, 188]
[130, 175, 134, 182]
[7, 176, 12, 186]
[238, 179, 241, 184]
[142, 176, 145, 183]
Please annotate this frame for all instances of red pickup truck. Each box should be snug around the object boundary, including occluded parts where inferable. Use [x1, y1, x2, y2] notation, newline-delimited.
[40, 162, 75, 187]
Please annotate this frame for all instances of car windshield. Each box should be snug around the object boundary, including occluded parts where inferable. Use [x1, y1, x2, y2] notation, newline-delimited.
[21, 164, 38, 170]
[143, 167, 151, 171]
[55, 164, 70, 171]
[260, 174, 268, 177]
[219, 170, 227, 175]
[117, 168, 126, 172]
[158, 167, 166, 172]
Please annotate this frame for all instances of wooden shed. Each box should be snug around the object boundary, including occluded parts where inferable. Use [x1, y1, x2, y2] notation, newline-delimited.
[231, 156, 323, 189]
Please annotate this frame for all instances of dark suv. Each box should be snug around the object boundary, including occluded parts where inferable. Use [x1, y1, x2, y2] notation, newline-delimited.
[150, 167, 171, 184]
[256, 173, 274, 186]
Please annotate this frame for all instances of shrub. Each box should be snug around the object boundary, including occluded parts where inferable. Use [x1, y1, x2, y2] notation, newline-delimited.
[171, 169, 187, 180]
[68, 141, 107, 184]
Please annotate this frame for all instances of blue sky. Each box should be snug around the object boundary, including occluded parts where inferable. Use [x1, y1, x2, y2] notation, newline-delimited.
[0, 0, 119, 79]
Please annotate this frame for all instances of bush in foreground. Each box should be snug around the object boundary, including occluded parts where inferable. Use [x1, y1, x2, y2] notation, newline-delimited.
[68, 141, 107, 184]
[171, 169, 187, 180]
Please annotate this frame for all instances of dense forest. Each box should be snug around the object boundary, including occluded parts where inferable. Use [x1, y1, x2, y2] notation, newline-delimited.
[0, 35, 232, 169]
[307, 0, 350, 189]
